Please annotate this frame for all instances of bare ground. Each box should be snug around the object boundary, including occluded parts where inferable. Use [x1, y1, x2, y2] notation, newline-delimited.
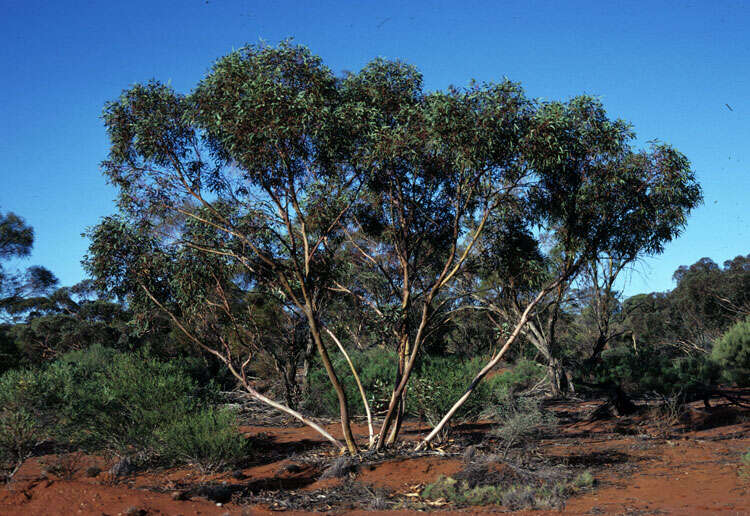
[1, 393, 748, 515]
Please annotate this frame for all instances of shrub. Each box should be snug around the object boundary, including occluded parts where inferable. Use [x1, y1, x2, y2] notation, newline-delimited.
[588, 345, 720, 396]
[0, 409, 39, 471]
[487, 393, 556, 457]
[573, 471, 595, 489]
[408, 356, 498, 427]
[302, 348, 397, 417]
[47, 345, 201, 453]
[421, 474, 569, 509]
[0, 325, 22, 374]
[0, 345, 236, 469]
[491, 359, 546, 392]
[740, 449, 750, 478]
[303, 352, 544, 429]
[712, 317, 750, 386]
[158, 407, 250, 472]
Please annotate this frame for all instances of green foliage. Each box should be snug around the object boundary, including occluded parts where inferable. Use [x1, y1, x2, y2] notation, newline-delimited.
[303, 352, 544, 431]
[157, 407, 249, 472]
[740, 449, 750, 478]
[302, 348, 397, 417]
[623, 255, 750, 353]
[52, 346, 201, 452]
[408, 356, 500, 426]
[487, 393, 556, 456]
[421, 474, 569, 509]
[712, 317, 750, 386]
[491, 359, 546, 392]
[0, 409, 39, 469]
[587, 345, 720, 396]
[573, 471, 595, 488]
[0, 211, 33, 261]
[0, 345, 246, 469]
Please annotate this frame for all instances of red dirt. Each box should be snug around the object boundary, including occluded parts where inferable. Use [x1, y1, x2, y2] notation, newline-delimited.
[2, 397, 748, 515]
[355, 456, 463, 492]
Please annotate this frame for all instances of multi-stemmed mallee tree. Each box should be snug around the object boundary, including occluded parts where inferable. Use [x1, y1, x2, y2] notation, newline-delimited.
[87, 43, 369, 453]
[87, 43, 536, 453]
[417, 96, 702, 448]
[331, 60, 533, 449]
[86, 41, 702, 455]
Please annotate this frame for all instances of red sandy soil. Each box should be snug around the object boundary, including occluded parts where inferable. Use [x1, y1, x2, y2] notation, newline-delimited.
[2, 397, 748, 515]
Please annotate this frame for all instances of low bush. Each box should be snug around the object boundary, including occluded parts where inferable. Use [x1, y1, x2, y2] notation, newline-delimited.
[712, 317, 750, 386]
[739, 449, 750, 478]
[303, 350, 542, 427]
[422, 474, 569, 510]
[491, 359, 546, 392]
[302, 348, 397, 417]
[586, 345, 720, 396]
[0, 345, 247, 470]
[158, 407, 249, 472]
[573, 471, 595, 488]
[0, 409, 39, 474]
[486, 393, 556, 457]
[408, 356, 499, 427]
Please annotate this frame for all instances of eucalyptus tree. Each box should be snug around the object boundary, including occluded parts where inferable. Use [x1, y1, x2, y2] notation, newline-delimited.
[6, 281, 130, 363]
[0, 211, 58, 321]
[418, 96, 702, 448]
[333, 60, 532, 449]
[89, 43, 368, 453]
[576, 254, 634, 364]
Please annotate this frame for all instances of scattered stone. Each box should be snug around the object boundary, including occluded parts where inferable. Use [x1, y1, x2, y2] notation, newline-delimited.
[463, 445, 478, 463]
[110, 457, 135, 478]
[279, 463, 303, 474]
[171, 490, 190, 501]
[320, 457, 357, 479]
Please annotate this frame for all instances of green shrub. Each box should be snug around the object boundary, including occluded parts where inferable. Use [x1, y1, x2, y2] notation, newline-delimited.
[408, 356, 498, 426]
[158, 407, 249, 472]
[0, 325, 22, 375]
[0, 409, 39, 470]
[491, 359, 546, 392]
[44, 345, 201, 452]
[302, 348, 397, 417]
[740, 449, 750, 478]
[0, 345, 239, 469]
[712, 317, 750, 386]
[303, 352, 544, 427]
[587, 345, 720, 396]
[422, 474, 569, 509]
[487, 393, 556, 456]
[573, 471, 595, 488]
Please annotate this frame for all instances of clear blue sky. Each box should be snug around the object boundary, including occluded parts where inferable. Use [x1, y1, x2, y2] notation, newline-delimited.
[1, 0, 747, 297]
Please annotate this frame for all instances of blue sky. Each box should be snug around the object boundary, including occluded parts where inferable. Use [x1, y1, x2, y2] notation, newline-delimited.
[1, 0, 747, 296]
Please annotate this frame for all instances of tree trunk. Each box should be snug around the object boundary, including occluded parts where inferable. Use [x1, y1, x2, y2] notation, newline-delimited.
[416, 284, 556, 450]
[547, 357, 572, 398]
[301, 332, 315, 393]
[586, 333, 609, 367]
[377, 330, 413, 450]
[307, 316, 358, 454]
[324, 327, 374, 446]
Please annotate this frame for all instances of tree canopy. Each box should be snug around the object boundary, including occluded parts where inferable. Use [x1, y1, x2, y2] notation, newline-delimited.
[84, 42, 703, 453]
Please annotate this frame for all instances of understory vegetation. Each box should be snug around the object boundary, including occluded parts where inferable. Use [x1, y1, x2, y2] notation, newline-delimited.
[0, 345, 249, 477]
